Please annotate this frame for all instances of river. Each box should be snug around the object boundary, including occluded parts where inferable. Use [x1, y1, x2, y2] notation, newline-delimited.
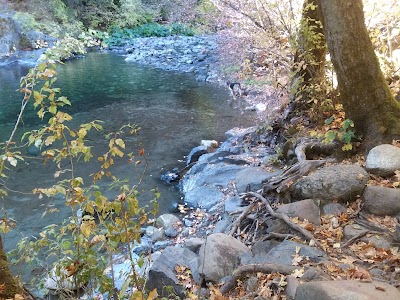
[0, 51, 256, 254]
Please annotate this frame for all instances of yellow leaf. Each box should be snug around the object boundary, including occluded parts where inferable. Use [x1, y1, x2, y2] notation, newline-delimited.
[115, 138, 125, 149]
[147, 289, 158, 300]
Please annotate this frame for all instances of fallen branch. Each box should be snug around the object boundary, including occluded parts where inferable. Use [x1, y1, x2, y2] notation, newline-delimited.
[244, 192, 323, 249]
[220, 263, 298, 295]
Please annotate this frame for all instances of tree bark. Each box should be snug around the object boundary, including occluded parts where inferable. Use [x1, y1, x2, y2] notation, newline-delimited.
[318, 0, 400, 148]
[288, 0, 327, 119]
[0, 236, 23, 298]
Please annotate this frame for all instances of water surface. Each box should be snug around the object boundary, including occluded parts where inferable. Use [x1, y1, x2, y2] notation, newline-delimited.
[0, 52, 256, 252]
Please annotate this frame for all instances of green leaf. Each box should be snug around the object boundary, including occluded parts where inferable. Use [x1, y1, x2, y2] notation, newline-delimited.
[49, 105, 57, 114]
[325, 116, 334, 125]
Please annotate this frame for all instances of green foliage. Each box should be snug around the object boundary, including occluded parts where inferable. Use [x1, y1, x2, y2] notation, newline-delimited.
[323, 117, 356, 151]
[106, 23, 194, 46]
[12, 12, 42, 32]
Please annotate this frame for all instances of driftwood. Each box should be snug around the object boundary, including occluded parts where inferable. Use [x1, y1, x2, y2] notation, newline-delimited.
[220, 263, 299, 295]
[243, 192, 323, 249]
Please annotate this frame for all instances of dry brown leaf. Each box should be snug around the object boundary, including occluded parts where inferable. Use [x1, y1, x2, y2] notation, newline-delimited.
[348, 267, 371, 281]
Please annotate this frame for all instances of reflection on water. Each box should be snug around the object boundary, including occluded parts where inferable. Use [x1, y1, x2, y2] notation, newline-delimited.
[0, 52, 256, 253]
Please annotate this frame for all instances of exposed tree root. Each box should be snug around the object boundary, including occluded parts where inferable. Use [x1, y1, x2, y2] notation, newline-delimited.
[264, 140, 336, 194]
[242, 192, 323, 249]
[229, 204, 256, 236]
[220, 263, 299, 295]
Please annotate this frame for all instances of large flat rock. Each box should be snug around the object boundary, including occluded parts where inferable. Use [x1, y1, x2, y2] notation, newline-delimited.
[295, 280, 400, 300]
[291, 165, 369, 202]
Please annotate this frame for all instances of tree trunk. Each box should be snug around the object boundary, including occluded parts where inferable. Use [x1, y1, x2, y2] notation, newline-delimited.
[0, 236, 24, 298]
[287, 0, 327, 121]
[318, 0, 400, 148]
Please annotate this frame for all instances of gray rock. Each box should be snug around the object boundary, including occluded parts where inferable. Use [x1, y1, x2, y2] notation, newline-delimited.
[184, 238, 204, 253]
[322, 203, 347, 216]
[363, 186, 400, 216]
[265, 217, 291, 234]
[343, 224, 368, 239]
[198, 233, 250, 282]
[224, 195, 246, 213]
[286, 275, 300, 300]
[153, 240, 174, 252]
[184, 186, 224, 210]
[156, 214, 180, 229]
[263, 240, 327, 266]
[145, 226, 165, 242]
[294, 280, 400, 300]
[365, 144, 400, 176]
[361, 235, 391, 249]
[225, 126, 258, 139]
[291, 165, 369, 202]
[182, 163, 246, 193]
[276, 199, 321, 225]
[235, 167, 282, 193]
[146, 246, 199, 297]
[165, 226, 178, 238]
[186, 145, 208, 165]
[213, 213, 231, 233]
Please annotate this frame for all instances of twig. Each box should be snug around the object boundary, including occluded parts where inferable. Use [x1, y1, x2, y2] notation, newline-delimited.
[220, 263, 298, 295]
[244, 192, 323, 249]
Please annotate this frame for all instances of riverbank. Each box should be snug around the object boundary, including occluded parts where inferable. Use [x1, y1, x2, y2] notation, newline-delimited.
[112, 34, 400, 299]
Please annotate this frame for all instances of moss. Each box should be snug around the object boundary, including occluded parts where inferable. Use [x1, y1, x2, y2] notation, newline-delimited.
[0, 238, 23, 298]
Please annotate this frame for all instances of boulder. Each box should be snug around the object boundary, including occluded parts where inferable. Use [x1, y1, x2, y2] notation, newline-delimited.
[145, 246, 199, 297]
[156, 214, 180, 229]
[184, 238, 204, 253]
[184, 186, 224, 210]
[363, 185, 400, 216]
[259, 240, 327, 266]
[322, 203, 347, 216]
[343, 224, 368, 240]
[291, 165, 369, 202]
[276, 199, 321, 225]
[235, 167, 282, 193]
[294, 280, 400, 300]
[198, 233, 250, 282]
[224, 195, 245, 213]
[365, 144, 400, 176]
[145, 226, 165, 242]
[186, 145, 208, 165]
